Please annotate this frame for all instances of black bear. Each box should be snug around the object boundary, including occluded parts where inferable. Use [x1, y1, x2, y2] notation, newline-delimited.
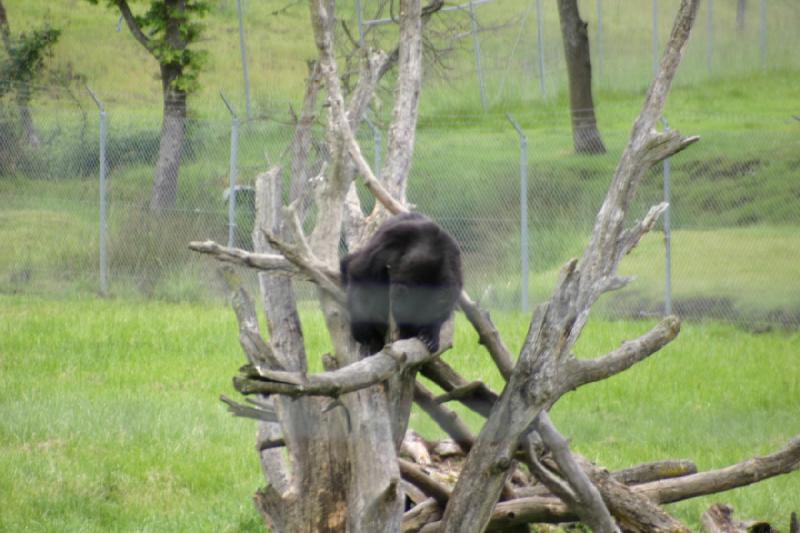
[340, 213, 463, 353]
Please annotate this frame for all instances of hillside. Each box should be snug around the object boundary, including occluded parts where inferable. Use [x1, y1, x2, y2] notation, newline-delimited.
[6, 0, 800, 123]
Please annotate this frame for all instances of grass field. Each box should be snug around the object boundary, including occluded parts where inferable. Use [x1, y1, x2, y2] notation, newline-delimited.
[1, 1, 799, 529]
[1, 295, 798, 531]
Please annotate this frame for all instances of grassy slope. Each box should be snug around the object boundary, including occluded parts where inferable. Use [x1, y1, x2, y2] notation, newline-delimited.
[2, 2, 799, 527]
[1, 296, 798, 531]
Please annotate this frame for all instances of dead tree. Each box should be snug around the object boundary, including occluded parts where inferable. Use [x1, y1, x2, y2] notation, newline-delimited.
[190, 0, 800, 530]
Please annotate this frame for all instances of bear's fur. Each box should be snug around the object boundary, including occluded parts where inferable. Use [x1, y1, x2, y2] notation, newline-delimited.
[340, 213, 463, 353]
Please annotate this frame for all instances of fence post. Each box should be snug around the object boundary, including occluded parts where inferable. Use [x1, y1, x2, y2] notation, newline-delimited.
[365, 117, 381, 178]
[236, 0, 252, 120]
[507, 114, 529, 313]
[221, 92, 239, 248]
[759, 0, 766, 69]
[87, 86, 108, 296]
[356, 0, 365, 47]
[468, 0, 488, 111]
[661, 117, 672, 316]
[652, 0, 659, 79]
[595, 0, 604, 83]
[535, 0, 546, 98]
[706, 0, 713, 76]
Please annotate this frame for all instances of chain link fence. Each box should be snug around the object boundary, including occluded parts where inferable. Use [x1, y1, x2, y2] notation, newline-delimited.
[2, 91, 798, 328]
[381, 0, 800, 110]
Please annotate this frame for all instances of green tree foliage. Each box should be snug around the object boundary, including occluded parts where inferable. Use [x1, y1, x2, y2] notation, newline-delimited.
[86, 0, 208, 93]
[86, 0, 210, 210]
[0, 26, 61, 97]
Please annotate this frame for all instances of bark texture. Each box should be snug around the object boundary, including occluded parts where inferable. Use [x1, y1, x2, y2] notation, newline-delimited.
[189, 0, 798, 531]
[0, 0, 41, 148]
[439, 2, 700, 530]
[557, 0, 606, 154]
[150, 73, 186, 211]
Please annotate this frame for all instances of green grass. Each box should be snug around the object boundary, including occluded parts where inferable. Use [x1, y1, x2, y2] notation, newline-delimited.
[1, 295, 798, 531]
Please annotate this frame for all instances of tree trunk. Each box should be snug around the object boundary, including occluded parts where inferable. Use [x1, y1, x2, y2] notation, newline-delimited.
[557, 0, 606, 155]
[0, 0, 41, 149]
[252, 169, 351, 532]
[736, 0, 747, 32]
[149, 65, 186, 212]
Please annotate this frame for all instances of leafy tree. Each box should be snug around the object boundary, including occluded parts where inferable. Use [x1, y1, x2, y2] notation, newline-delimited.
[0, 0, 61, 148]
[87, 0, 209, 211]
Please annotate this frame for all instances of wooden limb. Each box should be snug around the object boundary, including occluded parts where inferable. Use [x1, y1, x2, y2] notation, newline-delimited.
[701, 504, 776, 533]
[379, 0, 423, 203]
[568, 316, 681, 389]
[514, 457, 697, 498]
[457, 293, 515, 380]
[189, 240, 303, 277]
[433, 381, 484, 404]
[638, 435, 800, 505]
[262, 229, 346, 305]
[420, 435, 799, 532]
[420, 358, 498, 417]
[534, 413, 618, 532]
[235, 338, 444, 398]
[289, 60, 322, 223]
[217, 267, 286, 369]
[402, 431, 432, 465]
[402, 480, 429, 506]
[524, 439, 578, 505]
[440, 4, 701, 529]
[617, 202, 670, 261]
[577, 457, 691, 533]
[220, 394, 278, 422]
[399, 458, 452, 506]
[403, 498, 442, 533]
[114, 0, 154, 53]
[343, 182, 367, 248]
[612, 459, 697, 485]
[413, 381, 475, 452]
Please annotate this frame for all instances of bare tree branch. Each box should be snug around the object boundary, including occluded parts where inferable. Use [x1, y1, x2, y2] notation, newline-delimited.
[458, 293, 515, 379]
[440, 3, 701, 530]
[261, 228, 347, 305]
[420, 358, 498, 417]
[234, 338, 445, 398]
[534, 412, 618, 532]
[189, 240, 304, 277]
[399, 459, 452, 506]
[638, 435, 800, 505]
[403, 498, 442, 533]
[567, 315, 681, 389]
[413, 381, 475, 451]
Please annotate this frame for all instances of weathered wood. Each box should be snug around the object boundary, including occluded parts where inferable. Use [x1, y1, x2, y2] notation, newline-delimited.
[413, 381, 475, 452]
[399, 458, 452, 506]
[233, 337, 438, 398]
[578, 457, 690, 532]
[612, 459, 697, 486]
[638, 435, 800, 505]
[189, 240, 306, 277]
[403, 498, 442, 533]
[701, 503, 776, 533]
[439, 3, 700, 531]
[420, 357, 499, 417]
[402, 430, 432, 465]
[252, 169, 352, 533]
[534, 412, 618, 532]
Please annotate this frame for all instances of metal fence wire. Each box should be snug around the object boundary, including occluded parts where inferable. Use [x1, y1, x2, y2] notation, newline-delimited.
[2, 96, 798, 329]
